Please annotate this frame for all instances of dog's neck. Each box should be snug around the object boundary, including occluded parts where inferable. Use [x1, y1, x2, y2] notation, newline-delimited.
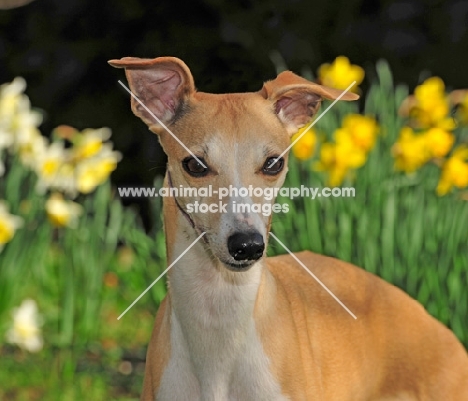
[162, 182, 266, 381]
[163, 174, 263, 330]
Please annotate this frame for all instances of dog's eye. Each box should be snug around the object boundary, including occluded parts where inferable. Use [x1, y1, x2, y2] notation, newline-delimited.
[182, 157, 208, 177]
[262, 157, 284, 175]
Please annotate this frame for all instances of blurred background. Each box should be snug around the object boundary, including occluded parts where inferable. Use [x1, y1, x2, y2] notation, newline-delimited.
[0, 0, 467, 400]
[1, 0, 468, 223]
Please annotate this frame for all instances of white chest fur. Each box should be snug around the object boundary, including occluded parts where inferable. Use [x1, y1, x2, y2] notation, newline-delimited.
[156, 235, 288, 401]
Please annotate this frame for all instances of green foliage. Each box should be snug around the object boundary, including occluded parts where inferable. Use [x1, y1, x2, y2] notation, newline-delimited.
[0, 148, 164, 400]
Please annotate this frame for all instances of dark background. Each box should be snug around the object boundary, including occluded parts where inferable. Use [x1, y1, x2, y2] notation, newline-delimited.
[1, 0, 467, 226]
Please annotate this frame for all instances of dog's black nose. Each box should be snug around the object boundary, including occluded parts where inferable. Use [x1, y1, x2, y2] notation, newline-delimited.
[227, 232, 265, 261]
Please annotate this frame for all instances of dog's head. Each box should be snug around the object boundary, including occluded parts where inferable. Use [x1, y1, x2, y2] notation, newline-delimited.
[109, 56, 358, 271]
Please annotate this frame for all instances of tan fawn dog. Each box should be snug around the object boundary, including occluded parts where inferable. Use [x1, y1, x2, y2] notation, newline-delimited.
[109, 56, 468, 401]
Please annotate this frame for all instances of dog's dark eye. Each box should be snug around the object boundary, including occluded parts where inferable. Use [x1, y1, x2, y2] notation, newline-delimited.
[182, 157, 208, 177]
[262, 156, 284, 175]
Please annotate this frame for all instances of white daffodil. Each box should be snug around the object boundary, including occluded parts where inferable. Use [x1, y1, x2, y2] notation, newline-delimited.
[0, 79, 25, 152]
[0, 77, 27, 118]
[72, 127, 112, 160]
[16, 130, 48, 168]
[51, 162, 79, 197]
[33, 141, 69, 193]
[6, 299, 43, 353]
[0, 78, 28, 147]
[0, 201, 23, 252]
[12, 108, 43, 146]
[0, 125, 14, 152]
[45, 193, 82, 228]
[0, 78, 43, 162]
[76, 144, 121, 194]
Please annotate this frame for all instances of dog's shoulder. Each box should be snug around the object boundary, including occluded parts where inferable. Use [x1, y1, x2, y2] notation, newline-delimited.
[265, 250, 383, 295]
[264, 250, 425, 319]
[264, 251, 467, 352]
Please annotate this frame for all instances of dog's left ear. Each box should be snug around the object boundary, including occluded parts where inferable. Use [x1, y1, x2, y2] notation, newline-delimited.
[260, 71, 359, 135]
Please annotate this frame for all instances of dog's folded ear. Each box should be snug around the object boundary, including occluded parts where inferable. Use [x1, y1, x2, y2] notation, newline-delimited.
[260, 71, 359, 135]
[108, 56, 195, 133]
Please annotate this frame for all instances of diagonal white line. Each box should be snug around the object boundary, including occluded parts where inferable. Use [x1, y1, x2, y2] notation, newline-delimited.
[117, 80, 207, 168]
[269, 232, 357, 319]
[270, 80, 356, 167]
[117, 231, 206, 320]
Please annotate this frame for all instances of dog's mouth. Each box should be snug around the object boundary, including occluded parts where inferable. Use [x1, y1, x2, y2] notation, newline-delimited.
[221, 259, 256, 271]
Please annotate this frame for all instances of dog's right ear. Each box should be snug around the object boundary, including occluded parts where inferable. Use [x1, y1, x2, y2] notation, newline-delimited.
[108, 56, 195, 133]
[260, 71, 359, 135]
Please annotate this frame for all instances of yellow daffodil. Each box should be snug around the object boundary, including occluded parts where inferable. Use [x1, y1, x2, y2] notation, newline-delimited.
[334, 129, 367, 169]
[315, 129, 366, 186]
[76, 146, 121, 194]
[72, 127, 112, 160]
[392, 124, 455, 173]
[6, 299, 43, 353]
[315, 142, 348, 186]
[436, 146, 468, 195]
[400, 77, 455, 130]
[341, 114, 379, 152]
[414, 77, 446, 103]
[291, 126, 317, 160]
[318, 56, 364, 93]
[45, 193, 83, 228]
[0, 202, 23, 252]
[423, 127, 454, 158]
[312, 113, 377, 186]
[392, 127, 429, 173]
